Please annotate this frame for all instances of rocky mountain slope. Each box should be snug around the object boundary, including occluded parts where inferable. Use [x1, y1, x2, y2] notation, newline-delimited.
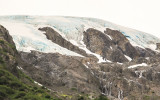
[0, 16, 160, 100]
[0, 25, 62, 100]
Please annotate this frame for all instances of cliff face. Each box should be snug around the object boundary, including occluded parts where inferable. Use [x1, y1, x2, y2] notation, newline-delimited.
[1, 16, 160, 100]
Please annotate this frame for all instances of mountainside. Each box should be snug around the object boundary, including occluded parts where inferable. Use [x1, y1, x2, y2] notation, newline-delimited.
[0, 16, 160, 100]
[0, 25, 62, 100]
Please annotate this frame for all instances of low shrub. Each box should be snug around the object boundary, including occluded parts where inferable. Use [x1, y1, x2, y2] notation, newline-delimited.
[15, 92, 26, 99]
[45, 95, 51, 99]
[95, 95, 109, 100]
[0, 40, 5, 44]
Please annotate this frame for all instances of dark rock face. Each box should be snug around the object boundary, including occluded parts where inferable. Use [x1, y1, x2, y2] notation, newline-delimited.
[82, 62, 155, 100]
[38, 27, 88, 56]
[104, 28, 140, 59]
[110, 49, 127, 62]
[83, 28, 112, 53]
[20, 51, 100, 94]
[19, 50, 158, 100]
[83, 28, 130, 62]
[135, 47, 156, 57]
[156, 43, 160, 50]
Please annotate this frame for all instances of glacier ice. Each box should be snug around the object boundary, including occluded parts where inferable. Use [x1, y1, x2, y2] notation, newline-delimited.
[0, 20, 83, 57]
[0, 16, 160, 57]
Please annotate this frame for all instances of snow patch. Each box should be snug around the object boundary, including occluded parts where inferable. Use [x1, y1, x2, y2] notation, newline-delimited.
[148, 44, 160, 52]
[83, 64, 89, 68]
[128, 63, 148, 69]
[124, 55, 132, 61]
[117, 62, 123, 65]
[145, 57, 150, 60]
[87, 62, 90, 64]
[106, 34, 112, 40]
[34, 81, 43, 86]
[17, 66, 23, 70]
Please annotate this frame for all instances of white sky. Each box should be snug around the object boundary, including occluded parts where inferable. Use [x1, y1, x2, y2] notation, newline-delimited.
[0, 0, 160, 38]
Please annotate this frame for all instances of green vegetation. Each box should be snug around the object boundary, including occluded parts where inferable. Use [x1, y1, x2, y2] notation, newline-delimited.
[77, 95, 85, 100]
[0, 39, 60, 100]
[0, 56, 4, 63]
[0, 39, 16, 49]
[142, 95, 160, 100]
[0, 39, 5, 44]
[0, 36, 61, 100]
[0, 68, 61, 100]
[143, 95, 150, 100]
[94, 95, 109, 100]
[71, 87, 77, 91]
[16, 68, 34, 83]
[60, 94, 72, 99]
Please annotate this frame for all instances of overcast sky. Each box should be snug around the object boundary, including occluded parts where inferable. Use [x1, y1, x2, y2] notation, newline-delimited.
[0, 0, 160, 38]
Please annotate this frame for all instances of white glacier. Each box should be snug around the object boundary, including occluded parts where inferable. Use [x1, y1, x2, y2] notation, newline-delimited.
[0, 16, 160, 57]
[0, 21, 83, 57]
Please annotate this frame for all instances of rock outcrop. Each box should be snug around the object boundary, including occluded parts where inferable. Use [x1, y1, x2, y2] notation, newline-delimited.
[39, 27, 88, 56]
[0, 25, 18, 71]
[156, 43, 160, 50]
[104, 28, 140, 59]
[20, 51, 100, 95]
[135, 47, 156, 57]
[83, 28, 139, 62]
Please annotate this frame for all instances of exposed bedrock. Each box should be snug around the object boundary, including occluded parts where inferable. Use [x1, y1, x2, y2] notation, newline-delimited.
[39, 27, 156, 63]
[20, 50, 158, 99]
[83, 28, 138, 63]
[135, 47, 157, 57]
[104, 28, 140, 59]
[20, 51, 100, 94]
[38, 27, 88, 57]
